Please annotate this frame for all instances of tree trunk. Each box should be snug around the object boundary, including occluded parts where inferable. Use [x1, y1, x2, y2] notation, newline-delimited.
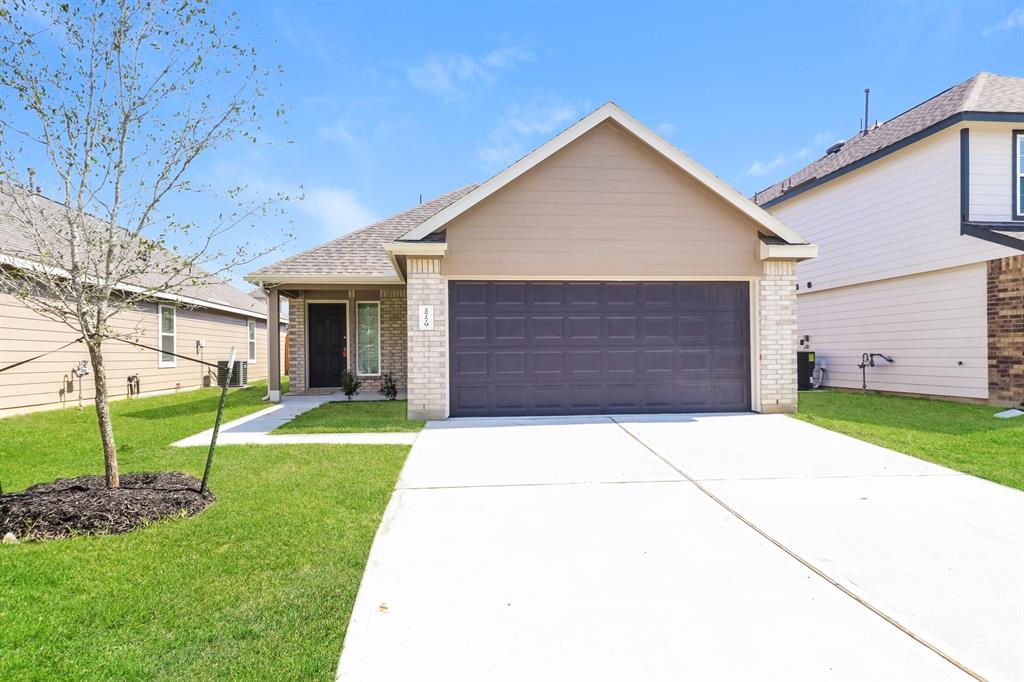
[87, 340, 119, 489]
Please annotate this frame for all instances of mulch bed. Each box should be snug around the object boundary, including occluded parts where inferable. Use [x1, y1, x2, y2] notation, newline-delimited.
[0, 472, 214, 542]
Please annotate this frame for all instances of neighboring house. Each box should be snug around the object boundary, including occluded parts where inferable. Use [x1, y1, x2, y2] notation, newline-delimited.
[247, 103, 816, 419]
[0, 193, 287, 417]
[755, 72, 1024, 406]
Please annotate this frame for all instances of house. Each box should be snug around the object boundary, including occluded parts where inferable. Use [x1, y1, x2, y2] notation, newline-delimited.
[755, 72, 1024, 406]
[247, 103, 815, 419]
[0, 191, 287, 417]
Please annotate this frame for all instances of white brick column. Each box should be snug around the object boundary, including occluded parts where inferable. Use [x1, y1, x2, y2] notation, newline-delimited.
[406, 257, 448, 420]
[758, 260, 798, 413]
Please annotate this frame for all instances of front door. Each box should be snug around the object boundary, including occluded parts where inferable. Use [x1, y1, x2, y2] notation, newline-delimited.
[308, 303, 347, 388]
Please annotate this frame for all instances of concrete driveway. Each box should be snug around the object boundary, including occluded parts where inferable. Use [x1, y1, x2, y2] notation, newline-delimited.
[337, 414, 1024, 682]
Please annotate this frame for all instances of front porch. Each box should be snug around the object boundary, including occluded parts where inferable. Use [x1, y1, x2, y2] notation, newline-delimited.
[260, 284, 408, 401]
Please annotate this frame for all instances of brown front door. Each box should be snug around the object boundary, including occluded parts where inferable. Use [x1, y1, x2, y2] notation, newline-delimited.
[308, 303, 347, 388]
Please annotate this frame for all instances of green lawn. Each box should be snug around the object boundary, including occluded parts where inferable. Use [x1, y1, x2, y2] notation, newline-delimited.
[0, 379, 408, 680]
[794, 390, 1024, 491]
[274, 400, 425, 434]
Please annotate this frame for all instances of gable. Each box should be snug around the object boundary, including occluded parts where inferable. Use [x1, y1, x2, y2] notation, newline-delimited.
[441, 121, 763, 278]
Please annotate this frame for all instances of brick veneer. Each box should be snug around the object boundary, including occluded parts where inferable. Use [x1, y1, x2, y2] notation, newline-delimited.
[758, 260, 799, 413]
[988, 255, 1024, 406]
[361, 289, 408, 394]
[287, 293, 307, 392]
[406, 257, 448, 420]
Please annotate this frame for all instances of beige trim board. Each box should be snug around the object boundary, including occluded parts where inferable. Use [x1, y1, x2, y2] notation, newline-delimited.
[400, 102, 812, 246]
[244, 274, 403, 286]
[760, 243, 818, 261]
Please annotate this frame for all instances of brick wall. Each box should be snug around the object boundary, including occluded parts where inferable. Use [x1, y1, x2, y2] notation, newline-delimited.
[988, 255, 1024, 406]
[406, 257, 447, 420]
[758, 260, 798, 413]
[360, 288, 408, 394]
[287, 293, 306, 393]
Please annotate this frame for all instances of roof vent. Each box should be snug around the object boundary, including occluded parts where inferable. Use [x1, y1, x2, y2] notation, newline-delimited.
[825, 140, 846, 155]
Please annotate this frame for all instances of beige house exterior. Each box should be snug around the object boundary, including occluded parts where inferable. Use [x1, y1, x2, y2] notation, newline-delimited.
[755, 72, 1024, 405]
[248, 103, 815, 419]
[0, 290, 284, 416]
[0, 191, 288, 417]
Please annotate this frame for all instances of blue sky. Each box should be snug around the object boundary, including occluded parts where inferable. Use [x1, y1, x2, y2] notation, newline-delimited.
[15, 1, 1024, 283]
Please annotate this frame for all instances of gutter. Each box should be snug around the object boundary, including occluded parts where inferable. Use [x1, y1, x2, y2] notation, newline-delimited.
[760, 111, 1024, 209]
[1, 253, 268, 320]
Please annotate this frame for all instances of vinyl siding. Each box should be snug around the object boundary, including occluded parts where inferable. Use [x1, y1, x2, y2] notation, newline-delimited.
[0, 291, 284, 416]
[442, 120, 762, 278]
[799, 264, 988, 399]
[969, 122, 1017, 222]
[769, 125, 1017, 294]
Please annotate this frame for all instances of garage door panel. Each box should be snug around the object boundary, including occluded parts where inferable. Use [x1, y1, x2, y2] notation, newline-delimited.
[449, 281, 750, 416]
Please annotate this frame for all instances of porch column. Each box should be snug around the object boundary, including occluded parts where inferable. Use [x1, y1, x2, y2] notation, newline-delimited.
[267, 287, 281, 402]
[406, 256, 448, 420]
[757, 259, 798, 413]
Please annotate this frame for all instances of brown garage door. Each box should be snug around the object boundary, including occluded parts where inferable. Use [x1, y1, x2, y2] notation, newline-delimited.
[448, 281, 751, 417]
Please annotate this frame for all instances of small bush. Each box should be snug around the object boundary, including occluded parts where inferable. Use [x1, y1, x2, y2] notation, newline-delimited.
[340, 369, 361, 400]
[379, 373, 399, 400]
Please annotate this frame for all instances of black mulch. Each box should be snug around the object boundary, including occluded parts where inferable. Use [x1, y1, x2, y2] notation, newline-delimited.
[0, 472, 214, 542]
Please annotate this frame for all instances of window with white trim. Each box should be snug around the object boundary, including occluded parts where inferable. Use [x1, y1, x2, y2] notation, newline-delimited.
[247, 319, 257, 362]
[1014, 130, 1024, 220]
[158, 305, 176, 368]
[356, 301, 380, 376]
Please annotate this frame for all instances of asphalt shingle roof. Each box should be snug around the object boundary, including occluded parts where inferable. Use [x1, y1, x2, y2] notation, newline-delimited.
[248, 184, 478, 281]
[754, 72, 1024, 206]
[0, 187, 268, 317]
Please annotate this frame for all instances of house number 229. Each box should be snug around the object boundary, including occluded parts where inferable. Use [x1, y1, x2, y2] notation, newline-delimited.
[418, 305, 434, 331]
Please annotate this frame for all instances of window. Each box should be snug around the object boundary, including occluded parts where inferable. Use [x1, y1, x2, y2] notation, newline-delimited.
[158, 305, 176, 368]
[1014, 130, 1024, 220]
[356, 301, 380, 376]
[247, 320, 257, 362]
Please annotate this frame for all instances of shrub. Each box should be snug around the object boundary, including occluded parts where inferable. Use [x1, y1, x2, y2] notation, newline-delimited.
[340, 369, 361, 400]
[379, 373, 398, 400]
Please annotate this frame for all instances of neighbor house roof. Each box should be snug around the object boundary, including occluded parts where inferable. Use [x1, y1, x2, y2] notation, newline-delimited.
[399, 102, 811, 246]
[754, 72, 1024, 207]
[0, 187, 268, 319]
[245, 184, 477, 284]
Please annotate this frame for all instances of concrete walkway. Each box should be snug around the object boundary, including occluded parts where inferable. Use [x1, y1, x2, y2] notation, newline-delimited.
[171, 394, 418, 447]
[338, 413, 1024, 682]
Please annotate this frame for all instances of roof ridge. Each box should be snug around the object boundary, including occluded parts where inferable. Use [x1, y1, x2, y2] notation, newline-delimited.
[961, 71, 989, 111]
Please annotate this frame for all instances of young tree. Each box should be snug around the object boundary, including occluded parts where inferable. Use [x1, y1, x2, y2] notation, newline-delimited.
[0, 0, 288, 488]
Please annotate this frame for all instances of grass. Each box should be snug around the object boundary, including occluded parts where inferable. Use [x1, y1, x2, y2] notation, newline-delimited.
[274, 400, 425, 434]
[0, 379, 408, 680]
[794, 390, 1024, 491]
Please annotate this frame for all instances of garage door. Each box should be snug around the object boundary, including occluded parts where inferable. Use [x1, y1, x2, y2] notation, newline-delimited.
[448, 281, 751, 417]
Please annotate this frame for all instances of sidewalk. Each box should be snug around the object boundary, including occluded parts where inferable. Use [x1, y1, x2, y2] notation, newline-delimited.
[171, 394, 419, 447]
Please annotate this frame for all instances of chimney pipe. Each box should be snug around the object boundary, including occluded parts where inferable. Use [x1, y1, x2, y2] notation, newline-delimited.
[863, 88, 871, 134]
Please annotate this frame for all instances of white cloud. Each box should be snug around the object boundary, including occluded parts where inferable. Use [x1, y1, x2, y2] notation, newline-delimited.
[407, 46, 534, 98]
[298, 187, 377, 239]
[477, 99, 583, 170]
[746, 131, 833, 177]
[656, 122, 678, 137]
[318, 119, 354, 144]
[982, 7, 1024, 36]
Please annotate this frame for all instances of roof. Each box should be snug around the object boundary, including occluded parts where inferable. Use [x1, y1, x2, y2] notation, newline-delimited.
[399, 102, 811, 245]
[0, 187, 268, 319]
[755, 72, 1024, 206]
[246, 185, 477, 283]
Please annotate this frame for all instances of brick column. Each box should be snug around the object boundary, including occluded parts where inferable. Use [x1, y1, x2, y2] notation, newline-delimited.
[288, 292, 306, 393]
[758, 260, 798, 413]
[406, 257, 447, 420]
[988, 255, 1024, 405]
[380, 289, 408, 389]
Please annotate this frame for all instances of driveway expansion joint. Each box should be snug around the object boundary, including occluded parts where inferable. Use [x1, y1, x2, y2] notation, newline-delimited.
[609, 416, 987, 682]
